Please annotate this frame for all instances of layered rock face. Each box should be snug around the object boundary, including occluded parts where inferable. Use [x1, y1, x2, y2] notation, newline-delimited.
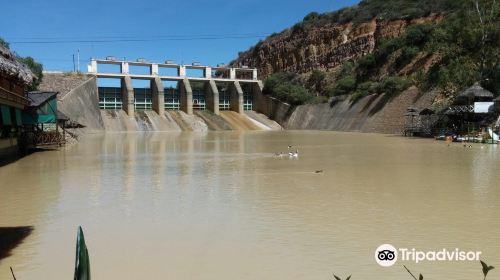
[232, 15, 441, 79]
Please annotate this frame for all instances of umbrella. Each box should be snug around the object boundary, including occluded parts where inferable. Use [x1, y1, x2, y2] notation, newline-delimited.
[74, 226, 90, 280]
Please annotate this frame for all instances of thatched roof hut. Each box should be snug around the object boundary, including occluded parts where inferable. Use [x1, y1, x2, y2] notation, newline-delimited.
[419, 108, 435, 115]
[457, 82, 494, 100]
[0, 44, 35, 85]
[404, 106, 419, 116]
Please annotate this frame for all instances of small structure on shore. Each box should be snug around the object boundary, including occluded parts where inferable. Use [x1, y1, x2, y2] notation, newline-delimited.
[0, 44, 35, 157]
[431, 83, 498, 142]
[20, 91, 67, 150]
[403, 107, 432, 136]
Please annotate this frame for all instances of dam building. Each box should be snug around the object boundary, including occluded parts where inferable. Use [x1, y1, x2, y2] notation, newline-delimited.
[88, 58, 265, 116]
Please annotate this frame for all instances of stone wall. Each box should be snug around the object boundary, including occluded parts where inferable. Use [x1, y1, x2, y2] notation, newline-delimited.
[57, 76, 105, 132]
[39, 73, 92, 98]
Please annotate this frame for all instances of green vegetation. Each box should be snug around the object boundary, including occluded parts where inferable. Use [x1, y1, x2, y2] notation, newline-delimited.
[261, 0, 499, 107]
[74, 226, 91, 280]
[0, 38, 9, 49]
[293, 0, 463, 32]
[17, 56, 43, 90]
[263, 72, 312, 105]
[328, 0, 498, 104]
[0, 37, 44, 90]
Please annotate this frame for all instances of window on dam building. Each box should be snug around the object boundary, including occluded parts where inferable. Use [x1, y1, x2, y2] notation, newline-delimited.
[134, 88, 152, 111]
[241, 83, 253, 111]
[164, 87, 180, 110]
[217, 83, 230, 111]
[163, 81, 179, 110]
[98, 87, 122, 109]
[191, 82, 206, 111]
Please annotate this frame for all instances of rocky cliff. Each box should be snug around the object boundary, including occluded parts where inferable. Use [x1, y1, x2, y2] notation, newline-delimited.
[232, 15, 442, 79]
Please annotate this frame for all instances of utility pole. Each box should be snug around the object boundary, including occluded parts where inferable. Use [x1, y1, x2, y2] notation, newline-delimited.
[72, 54, 76, 72]
[77, 49, 80, 73]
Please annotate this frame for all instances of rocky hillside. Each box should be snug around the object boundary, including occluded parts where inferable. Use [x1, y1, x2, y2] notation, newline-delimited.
[231, 0, 499, 133]
[232, 15, 442, 79]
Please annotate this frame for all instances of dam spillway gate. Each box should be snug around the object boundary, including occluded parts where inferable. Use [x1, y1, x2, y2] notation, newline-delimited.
[90, 58, 263, 116]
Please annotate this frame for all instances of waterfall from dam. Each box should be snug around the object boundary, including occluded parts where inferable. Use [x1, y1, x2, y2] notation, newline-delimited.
[100, 109, 281, 132]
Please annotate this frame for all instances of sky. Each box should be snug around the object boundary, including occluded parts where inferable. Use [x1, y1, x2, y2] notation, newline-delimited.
[1, 0, 359, 73]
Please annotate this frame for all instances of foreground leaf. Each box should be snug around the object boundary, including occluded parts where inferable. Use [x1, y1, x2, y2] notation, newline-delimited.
[74, 226, 91, 280]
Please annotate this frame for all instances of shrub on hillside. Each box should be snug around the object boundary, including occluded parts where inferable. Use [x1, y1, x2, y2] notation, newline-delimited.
[356, 54, 377, 76]
[273, 83, 311, 105]
[328, 76, 357, 96]
[263, 72, 312, 105]
[395, 46, 420, 69]
[378, 76, 412, 96]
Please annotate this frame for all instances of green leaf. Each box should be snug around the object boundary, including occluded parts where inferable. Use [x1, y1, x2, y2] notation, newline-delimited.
[346, 275, 352, 280]
[480, 260, 495, 277]
[333, 275, 342, 280]
[74, 226, 91, 280]
[418, 273, 423, 280]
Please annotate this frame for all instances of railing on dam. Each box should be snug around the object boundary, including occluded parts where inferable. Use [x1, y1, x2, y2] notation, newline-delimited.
[89, 58, 264, 116]
[88, 58, 258, 81]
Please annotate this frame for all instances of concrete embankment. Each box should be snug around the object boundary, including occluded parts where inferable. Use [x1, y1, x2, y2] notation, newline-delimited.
[40, 73, 105, 133]
[99, 109, 281, 132]
[257, 87, 436, 134]
[219, 111, 261, 130]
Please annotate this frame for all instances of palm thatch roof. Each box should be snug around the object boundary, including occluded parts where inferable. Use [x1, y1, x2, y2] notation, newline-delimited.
[458, 82, 494, 99]
[0, 44, 35, 85]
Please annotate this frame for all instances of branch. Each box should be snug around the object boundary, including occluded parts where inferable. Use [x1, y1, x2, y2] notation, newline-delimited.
[476, 0, 484, 24]
[404, 265, 418, 280]
[10, 267, 16, 280]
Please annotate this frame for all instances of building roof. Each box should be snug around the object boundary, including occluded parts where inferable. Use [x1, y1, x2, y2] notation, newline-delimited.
[0, 44, 35, 85]
[26, 91, 58, 107]
[458, 82, 494, 99]
[419, 108, 435, 115]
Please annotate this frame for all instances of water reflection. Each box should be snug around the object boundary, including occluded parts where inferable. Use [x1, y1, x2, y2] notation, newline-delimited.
[0, 131, 499, 280]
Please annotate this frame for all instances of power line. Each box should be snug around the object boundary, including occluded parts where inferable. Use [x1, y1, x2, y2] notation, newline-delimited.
[8, 34, 270, 44]
[6, 33, 269, 40]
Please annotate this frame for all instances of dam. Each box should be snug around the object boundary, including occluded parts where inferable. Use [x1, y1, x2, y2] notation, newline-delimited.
[89, 58, 263, 116]
[38, 59, 280, 132]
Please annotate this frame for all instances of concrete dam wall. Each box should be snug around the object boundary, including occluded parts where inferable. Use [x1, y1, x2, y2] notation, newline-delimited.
[257, 87, 436, 134]
[40, 73, 280, 132]
[99, 110, 280, 132]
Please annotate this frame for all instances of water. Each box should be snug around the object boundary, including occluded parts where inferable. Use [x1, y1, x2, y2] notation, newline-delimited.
[0, 131, 499, 280]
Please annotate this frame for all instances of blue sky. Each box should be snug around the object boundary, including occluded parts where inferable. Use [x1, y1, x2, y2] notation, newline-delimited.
[1, 0, 359, 72]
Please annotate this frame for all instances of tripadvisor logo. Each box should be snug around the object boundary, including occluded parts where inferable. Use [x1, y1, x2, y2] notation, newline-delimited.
[375, 244, 482, 267]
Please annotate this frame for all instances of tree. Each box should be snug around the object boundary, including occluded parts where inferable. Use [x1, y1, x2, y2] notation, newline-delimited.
[308, 70, 326, 95]
[0, 37, 44, 90]
[0, 38, 9, 49]
[16, 56, 43, 90]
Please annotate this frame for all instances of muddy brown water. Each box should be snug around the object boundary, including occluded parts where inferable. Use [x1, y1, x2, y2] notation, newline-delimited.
[0, 131, 499, 280]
